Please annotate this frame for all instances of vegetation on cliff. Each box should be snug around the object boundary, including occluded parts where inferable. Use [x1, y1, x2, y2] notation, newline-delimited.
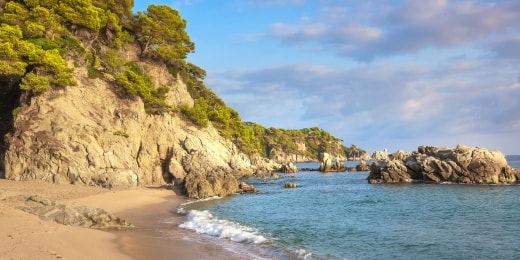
[0, 0, 364, 163]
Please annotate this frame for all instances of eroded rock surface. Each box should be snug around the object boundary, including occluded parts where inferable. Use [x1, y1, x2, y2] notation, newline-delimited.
[318, 152, 346, 172]
[368, 145, 520, 184]
[13, 195, 133, 229]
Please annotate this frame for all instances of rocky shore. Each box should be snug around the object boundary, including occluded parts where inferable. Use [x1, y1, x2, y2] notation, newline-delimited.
[368, 145, 520, 184]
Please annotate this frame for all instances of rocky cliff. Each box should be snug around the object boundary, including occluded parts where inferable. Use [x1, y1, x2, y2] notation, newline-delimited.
[368, 145, 520, 184]
[3, 63, 277, 198]
[0, 1, 354, 199]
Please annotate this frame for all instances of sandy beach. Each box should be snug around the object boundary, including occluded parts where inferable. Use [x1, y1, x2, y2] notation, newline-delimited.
[0, 180, 248, 260]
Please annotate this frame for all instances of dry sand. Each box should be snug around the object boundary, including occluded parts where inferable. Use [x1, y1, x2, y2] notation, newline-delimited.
[0, 179, 249, 260]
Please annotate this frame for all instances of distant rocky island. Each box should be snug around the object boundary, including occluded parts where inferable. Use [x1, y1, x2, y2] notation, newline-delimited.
[368, 145, 520, 184]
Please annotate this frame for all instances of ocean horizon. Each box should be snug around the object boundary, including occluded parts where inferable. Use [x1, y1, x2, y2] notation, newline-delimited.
[176, 156, 520, 259]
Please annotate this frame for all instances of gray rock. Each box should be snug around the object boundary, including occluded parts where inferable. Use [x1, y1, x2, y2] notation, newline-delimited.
[279, 162, 299, 173]
[239, 182, 257, 193]
[17, 195, 133, 229]
[368, 145, 520, 184]
[284, 182, 298, 188]
[318, 152, 346, 172]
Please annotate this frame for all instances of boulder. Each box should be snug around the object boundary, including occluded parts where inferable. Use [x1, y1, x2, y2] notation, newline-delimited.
[16, 195, 133, 229]
[284, 182, 298, 188]
[367, 145, 520, 184]
[239, 182, 257, 193]
[279, 162, 299, 173]
[356, 160, 370, 171]
[319, 152, 333, 172]
[318, 152, 347, 172]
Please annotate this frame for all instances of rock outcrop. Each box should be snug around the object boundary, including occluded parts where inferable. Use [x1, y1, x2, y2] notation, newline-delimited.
[368, 145, 520, 184]
[279, 162, 299, 173]
[355, 160, 371, 171]
[3, 63, 278, 198]
[371, 149, 389, 161]
[284, 182, 298, 188]
[318, 152, 347, 172]
[238, 182, 257, 193]
[13, 195, 133, 229]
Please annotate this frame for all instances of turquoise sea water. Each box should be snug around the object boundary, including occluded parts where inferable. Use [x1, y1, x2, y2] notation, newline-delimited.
[179, 157, 520, 259]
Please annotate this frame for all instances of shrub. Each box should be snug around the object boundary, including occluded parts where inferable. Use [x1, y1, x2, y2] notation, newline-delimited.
[113, 130, 129, 138]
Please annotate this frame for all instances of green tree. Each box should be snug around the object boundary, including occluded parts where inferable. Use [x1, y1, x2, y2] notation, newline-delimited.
[0, 23, 76, 92]
[25, 6, 65, 39]
[1, 2, 29, 27]
[91, 0, 135, 47]
[114, 63, 169, 114]
[0, 24, 26, 76]
[135, 5, 194, 63]
[56, 0, 106, 32]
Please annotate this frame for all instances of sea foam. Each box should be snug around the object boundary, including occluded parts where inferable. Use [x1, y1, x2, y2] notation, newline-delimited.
[177, 196, 221, 214]
[179, 210, 267, 244]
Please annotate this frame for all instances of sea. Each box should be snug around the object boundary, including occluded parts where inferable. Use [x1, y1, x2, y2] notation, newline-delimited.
[176, 156, 520, 259]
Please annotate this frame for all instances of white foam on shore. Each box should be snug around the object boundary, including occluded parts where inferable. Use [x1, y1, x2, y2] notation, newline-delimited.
[179, 210, 267, 244]
[176, 196, 221, 214]
[294, 248, 313, 259]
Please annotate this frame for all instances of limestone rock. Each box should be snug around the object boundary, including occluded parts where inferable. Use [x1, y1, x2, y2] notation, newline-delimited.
[367, 145, 520, 184]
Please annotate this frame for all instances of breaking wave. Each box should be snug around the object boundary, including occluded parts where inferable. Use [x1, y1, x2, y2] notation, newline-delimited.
[179, 209, 267, 244]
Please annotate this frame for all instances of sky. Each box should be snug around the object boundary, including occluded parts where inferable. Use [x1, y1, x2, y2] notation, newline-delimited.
[134, 0, 520, 155]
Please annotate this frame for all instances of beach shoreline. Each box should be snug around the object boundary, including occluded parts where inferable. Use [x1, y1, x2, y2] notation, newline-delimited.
[0, 179, 248, 260]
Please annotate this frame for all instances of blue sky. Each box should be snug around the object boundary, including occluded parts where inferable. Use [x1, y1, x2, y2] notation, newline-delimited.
[134, 0, 520, 155]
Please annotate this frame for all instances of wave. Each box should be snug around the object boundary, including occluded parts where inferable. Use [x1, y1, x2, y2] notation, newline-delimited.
[179, 210, 267, 244]
[293, 248, 313, 259]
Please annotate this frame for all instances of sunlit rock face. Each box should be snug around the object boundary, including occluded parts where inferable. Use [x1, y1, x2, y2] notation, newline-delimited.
[368, 145, 520, 184]
[4, 63, 277, 199]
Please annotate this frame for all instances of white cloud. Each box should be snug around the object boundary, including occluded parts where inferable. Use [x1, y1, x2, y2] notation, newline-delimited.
[205, 53, 520, 152]
[266, 0, 520, 60]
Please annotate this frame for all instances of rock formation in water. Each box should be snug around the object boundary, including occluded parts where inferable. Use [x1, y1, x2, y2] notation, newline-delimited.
[318, 152, 347, 172]
[371, 149, 389, 161]
[368, 145, 520, 184]
[284, 182, 297, 188]
[279, 162, 299, 173]
[355, 160, 371, 171]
